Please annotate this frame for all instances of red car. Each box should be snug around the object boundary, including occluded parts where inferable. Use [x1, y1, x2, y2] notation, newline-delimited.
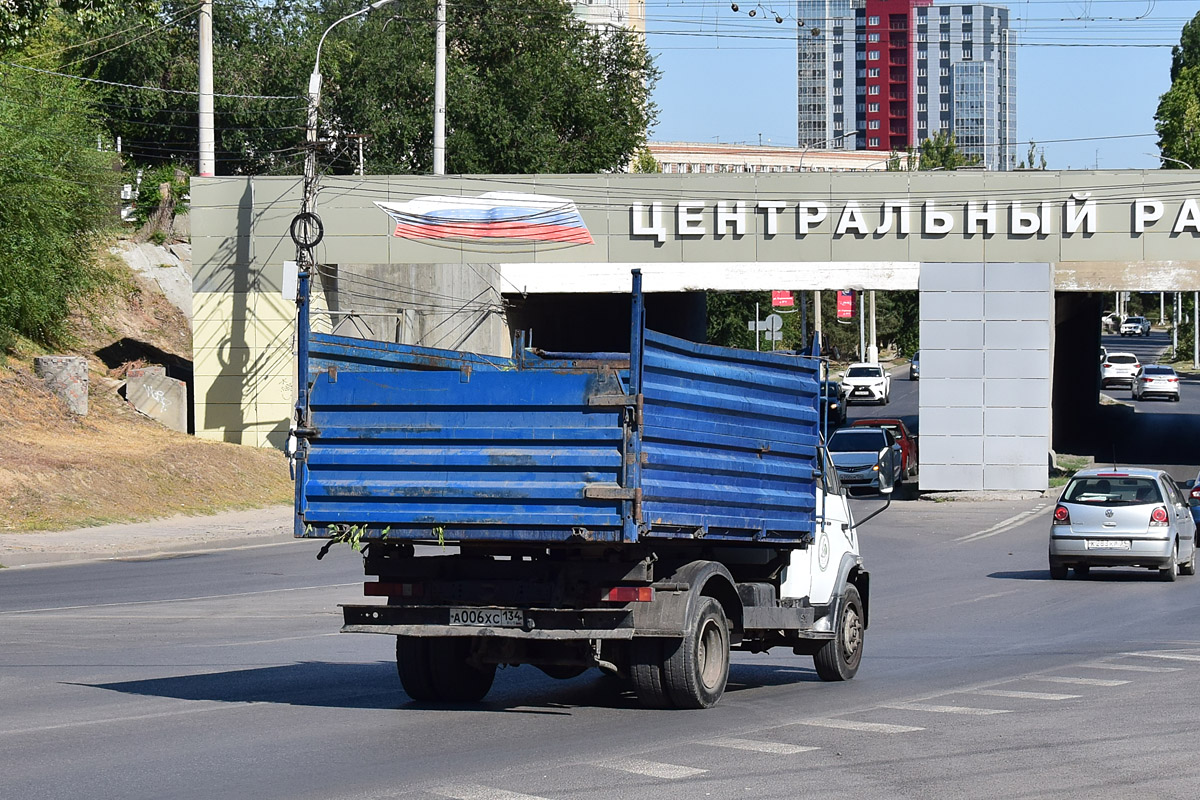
[850, 418, 918, 478]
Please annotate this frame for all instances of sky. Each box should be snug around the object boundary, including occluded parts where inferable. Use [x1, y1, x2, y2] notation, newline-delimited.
[645, 0, 1200, 169]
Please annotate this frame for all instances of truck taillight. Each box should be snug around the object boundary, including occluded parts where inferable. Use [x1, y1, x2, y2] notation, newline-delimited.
[1150, 507, 1169, 526]
[602, 586, 654, 603]
[1053, 505, 1070, 524]
[365, 582, 423, 598]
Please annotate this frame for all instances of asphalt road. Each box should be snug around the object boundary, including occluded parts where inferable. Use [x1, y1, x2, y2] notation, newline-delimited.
[3, 498, 1198, 800]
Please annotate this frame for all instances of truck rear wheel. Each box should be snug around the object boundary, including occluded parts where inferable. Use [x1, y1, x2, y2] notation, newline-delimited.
[814, 585, 864, 681]
[396, 636, 437, 701]
[428, 637, 496, 702]
[396, 636, 496, 703]
[663, 596, 730, 709]
[629, 638, 672, 708]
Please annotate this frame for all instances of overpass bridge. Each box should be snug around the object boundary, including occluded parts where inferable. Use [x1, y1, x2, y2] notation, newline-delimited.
[192, 170, 1200, 491]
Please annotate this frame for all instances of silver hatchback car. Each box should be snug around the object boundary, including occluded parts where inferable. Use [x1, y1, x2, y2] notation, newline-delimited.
[1050, 468, 1198, 580]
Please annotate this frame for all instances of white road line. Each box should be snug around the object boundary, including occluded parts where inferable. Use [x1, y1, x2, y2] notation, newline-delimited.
[1083, 661, 1183, 673]
[1123, 650, 1200, 662]
[0, 582, 361, 615]
[0, 702, 259, 737]
[432, 785, 552, 800]
[704, 738, 819, 755]
[797, 718, 924, 734]
[973, 689, 1080, 700]
[955, 504, 1051, 542]
[883, 702, 1011, 716]
[598, 758, 706, 779]
[1034, 676, 1130, 687]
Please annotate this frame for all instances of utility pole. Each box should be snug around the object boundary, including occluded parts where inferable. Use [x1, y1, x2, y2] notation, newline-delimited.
[858, 292, 866, 362]
[433, 0, 447, 174]
[198, 0, 215, 176]
[868, 290, 877, 363]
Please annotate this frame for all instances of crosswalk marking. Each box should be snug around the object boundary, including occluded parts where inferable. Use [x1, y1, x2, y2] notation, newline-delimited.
[1123, 650, 1200, 663]
[598, 758, 707, 779]
[705, 738, 819, 755]
[883, 702, 1010, 716]
[973, 689, 1079, 700]
[433, 785, 552, 800]
[1083, 661, 1182, 673]
[797, 718, 924, 734]
[1034, 676, 1130, 687]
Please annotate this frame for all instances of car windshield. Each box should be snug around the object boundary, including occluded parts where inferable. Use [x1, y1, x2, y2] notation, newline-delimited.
[1062, 476, 1163, 506]
[1108, 355, 1138, 365]
[1123, 317, 1144, 324]
[846, 367, 882, 378]
[828, 430, 886, 452]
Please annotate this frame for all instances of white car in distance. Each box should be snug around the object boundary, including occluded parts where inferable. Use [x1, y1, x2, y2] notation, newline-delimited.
[1120, 316, 1151, 336]
[842, 362, 891, 405]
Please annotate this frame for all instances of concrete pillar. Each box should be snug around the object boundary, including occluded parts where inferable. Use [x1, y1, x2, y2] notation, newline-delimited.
[33, 356, 89, 415]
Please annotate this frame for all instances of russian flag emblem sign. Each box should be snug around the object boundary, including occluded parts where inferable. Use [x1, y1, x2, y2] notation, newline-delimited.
[375, 191, 593, 245]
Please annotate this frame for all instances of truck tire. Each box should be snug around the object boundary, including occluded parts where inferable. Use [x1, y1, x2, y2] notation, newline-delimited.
[629, 638, 672, 708]
[428, 637, 496, 702]
[814, 585, 864, 682]
[396, 636, 437, 702]
[663, 597, 730, 709]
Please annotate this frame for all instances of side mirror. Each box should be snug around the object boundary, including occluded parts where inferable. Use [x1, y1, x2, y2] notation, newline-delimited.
[880, 484, 894, 495]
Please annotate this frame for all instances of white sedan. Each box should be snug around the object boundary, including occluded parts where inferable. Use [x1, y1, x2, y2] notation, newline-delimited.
[842, 362, 891, 405]
[1132, 364, 1180, 401]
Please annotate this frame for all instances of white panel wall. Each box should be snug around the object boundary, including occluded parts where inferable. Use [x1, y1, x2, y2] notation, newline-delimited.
[919, 262, 1052, 491]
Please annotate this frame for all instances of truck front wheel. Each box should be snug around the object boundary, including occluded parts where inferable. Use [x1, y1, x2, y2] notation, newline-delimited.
[814, 585, 864, 681]
[663, 596, 731, 708]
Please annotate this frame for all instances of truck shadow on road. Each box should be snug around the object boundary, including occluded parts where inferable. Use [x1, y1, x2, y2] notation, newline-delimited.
[80, 660, 821, 712]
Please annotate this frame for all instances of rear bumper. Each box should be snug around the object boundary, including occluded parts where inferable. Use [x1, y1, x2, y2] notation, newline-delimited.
[341, 603, 635, 640]
[1049, 534, 1173, 569]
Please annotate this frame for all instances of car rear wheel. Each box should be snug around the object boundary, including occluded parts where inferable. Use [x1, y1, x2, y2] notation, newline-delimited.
[1180, 544, 1196, 577]
[1049, 561, 1068, 580]
[1160, 543, 1179, 582]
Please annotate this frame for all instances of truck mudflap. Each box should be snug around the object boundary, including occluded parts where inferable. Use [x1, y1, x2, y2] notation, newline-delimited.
[341, 604, 635, 640]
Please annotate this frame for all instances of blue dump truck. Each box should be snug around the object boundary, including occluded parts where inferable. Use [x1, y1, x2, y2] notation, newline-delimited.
[293, 272, 874, 708]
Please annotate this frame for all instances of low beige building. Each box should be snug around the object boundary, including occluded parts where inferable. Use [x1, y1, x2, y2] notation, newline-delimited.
[646, 142, 903, 174]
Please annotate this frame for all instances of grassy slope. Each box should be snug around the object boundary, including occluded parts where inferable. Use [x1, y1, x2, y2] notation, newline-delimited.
[0, 251, 292, 532]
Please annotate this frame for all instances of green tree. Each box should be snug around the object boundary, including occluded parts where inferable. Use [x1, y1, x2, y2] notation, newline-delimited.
[0, 0, 158, 52]
[327, 0, 658, 174]
[631, 147, 659, 173]
[916, 130, 979, 170]
[71, 0, 657, 175]
[1155, 64, 1200, 169]
[0, 55, 121, 350]
[1171, 12, 1200, 82]
[72, 0, 316, 174]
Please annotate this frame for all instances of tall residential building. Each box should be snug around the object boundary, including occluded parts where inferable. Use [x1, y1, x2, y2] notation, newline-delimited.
[797, 1, 1016, 170]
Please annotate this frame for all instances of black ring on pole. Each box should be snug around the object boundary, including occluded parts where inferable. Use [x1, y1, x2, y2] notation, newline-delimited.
[290, 211, 324, 248]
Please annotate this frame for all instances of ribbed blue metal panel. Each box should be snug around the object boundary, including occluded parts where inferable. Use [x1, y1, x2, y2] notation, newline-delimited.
[297, 331, 821, 547]
[298, 333, 629, 542]
[638, 331, 821, 545]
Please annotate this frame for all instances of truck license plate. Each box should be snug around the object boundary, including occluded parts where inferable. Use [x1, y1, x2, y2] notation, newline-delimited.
[1086, 539, 1131, 550]
[448, 607, 524, 627]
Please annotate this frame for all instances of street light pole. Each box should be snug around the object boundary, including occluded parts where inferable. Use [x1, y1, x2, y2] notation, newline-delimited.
[799, 131, 857, 172]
